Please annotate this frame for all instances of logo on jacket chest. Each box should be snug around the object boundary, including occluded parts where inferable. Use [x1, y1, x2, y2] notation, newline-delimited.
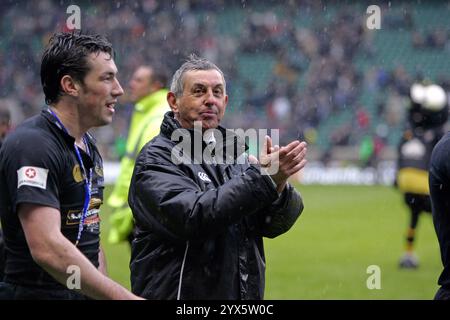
[198, 172, 212, 183]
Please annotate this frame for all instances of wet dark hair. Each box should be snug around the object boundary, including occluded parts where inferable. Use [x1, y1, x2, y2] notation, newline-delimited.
[40, 32, 114, 105]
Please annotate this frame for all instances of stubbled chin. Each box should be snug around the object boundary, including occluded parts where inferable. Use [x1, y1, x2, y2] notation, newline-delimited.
[101, 114, 114, 125]
[199, 114, 219, 127]
[202, 120, 219, 129]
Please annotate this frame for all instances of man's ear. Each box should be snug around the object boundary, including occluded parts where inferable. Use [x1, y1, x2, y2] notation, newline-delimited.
[224, 94, 228, 110]
[60, 75, 81, 97]
[167, 92, 178, 113]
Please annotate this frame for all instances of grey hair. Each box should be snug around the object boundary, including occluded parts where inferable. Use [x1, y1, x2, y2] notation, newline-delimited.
[170, 54, 226, 97]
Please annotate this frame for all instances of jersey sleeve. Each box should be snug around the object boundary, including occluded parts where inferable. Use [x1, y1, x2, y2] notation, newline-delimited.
[2, 129, 63, 212]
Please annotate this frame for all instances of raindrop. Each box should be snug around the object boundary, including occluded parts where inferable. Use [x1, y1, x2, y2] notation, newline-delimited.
[116, 1, 121, 9]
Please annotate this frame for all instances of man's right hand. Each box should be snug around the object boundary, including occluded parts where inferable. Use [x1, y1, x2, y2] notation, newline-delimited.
[259, 136, 307, 193]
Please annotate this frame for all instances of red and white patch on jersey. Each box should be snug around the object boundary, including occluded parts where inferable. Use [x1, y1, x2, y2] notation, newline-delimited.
[17, 166, 49, 190]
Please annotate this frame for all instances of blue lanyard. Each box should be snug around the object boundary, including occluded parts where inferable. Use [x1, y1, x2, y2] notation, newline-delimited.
[48, 108, 92, 246]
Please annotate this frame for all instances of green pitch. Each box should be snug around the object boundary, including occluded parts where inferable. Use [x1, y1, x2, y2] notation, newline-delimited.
[100, 184, 441, 299]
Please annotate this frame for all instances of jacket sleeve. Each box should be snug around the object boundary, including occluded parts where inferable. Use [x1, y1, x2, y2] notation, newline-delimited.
[128, 145, 281, 241]
[256, 183, 304, 238]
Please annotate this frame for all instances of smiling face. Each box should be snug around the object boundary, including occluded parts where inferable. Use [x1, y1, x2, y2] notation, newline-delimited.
[167, 69, 228, 130]
[77, 51, 124, 128]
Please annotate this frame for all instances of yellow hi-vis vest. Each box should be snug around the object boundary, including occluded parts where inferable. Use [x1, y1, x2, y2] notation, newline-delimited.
[107, 89, 169, 243]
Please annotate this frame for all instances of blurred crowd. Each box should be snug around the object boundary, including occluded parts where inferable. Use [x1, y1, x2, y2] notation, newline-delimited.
[1, 0, 449, 162]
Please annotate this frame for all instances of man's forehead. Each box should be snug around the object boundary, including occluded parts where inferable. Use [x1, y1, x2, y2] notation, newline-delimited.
[87, 51, 118, 73]
[184, 69, 224, 86]
[134, 67, 152, 79]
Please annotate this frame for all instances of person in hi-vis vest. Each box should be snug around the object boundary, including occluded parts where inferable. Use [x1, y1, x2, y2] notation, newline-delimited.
[107, 66, 169, 246]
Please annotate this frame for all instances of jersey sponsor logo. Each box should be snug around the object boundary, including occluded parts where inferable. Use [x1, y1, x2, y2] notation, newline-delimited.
[72, 165, 84, 183]
[66, 198, 102, 226]
[17, 166, 48, 190]
[198, 172, 212, 183]
[66, 208, 100, 226]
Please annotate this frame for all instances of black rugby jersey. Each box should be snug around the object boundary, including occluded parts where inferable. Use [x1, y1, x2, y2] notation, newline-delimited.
[0, 109, 104, 288]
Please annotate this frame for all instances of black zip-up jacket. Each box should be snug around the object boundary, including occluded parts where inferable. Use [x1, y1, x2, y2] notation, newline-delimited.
[129, 112, 304, 300]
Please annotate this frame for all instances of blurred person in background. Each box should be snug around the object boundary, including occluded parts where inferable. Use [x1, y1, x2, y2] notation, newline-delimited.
[397, 82, 448, 269]
[0, 104, 11, 281]
[107, 65, 169, 246]
[0, 105, 11, 149]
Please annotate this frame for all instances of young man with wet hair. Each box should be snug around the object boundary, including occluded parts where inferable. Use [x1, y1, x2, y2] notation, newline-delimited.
[0, 32, 142, 300]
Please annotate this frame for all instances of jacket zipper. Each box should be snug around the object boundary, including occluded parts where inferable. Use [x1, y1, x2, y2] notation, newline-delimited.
[177, 241, 189, 300]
